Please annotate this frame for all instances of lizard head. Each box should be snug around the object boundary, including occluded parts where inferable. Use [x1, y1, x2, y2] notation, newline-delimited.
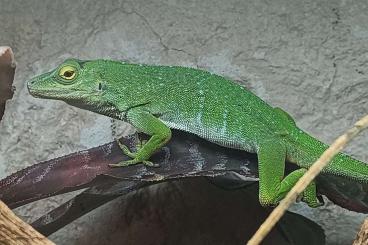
[27, 58, 105, 105]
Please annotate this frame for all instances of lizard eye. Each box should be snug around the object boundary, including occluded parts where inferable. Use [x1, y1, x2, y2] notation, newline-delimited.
[58, 65, 77, 80]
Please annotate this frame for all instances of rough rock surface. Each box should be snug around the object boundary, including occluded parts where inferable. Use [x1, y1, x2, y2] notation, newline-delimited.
[0, 0, 367, 244]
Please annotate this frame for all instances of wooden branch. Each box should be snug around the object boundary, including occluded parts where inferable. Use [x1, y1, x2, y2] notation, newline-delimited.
[0, 200, 54, 244]
[0, 46, 16, 121]
[353, 218, 368, 245]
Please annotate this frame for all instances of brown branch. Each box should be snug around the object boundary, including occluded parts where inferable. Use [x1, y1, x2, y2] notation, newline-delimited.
[0, 46, 52, 245]
[353, 218, 368, 245]
[0, 200, 54, 245]
[0, 46, 16, 121]
[248, 114, 368, 245]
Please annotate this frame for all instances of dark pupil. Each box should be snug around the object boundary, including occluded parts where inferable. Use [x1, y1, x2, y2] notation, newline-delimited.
[64, 70, 74, 77]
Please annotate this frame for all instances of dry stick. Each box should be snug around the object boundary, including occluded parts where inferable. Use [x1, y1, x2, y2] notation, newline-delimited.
[247, 114, 368, 245]
[353, 218, 368, 245]
[0, 200, 55, 245]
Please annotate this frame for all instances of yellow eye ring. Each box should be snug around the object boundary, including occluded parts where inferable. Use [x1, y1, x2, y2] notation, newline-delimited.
[59, 65, 77, 80]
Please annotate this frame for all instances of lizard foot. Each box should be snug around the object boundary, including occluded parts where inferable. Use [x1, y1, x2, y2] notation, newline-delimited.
[303, 195, 324, 208]
[110, 139, 159, 167]
[300, 191, 324, 208]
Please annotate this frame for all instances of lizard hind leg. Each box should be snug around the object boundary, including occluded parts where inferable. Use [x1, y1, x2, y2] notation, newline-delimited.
[257, 142, 322, 208]
[276, 169, 321, 208]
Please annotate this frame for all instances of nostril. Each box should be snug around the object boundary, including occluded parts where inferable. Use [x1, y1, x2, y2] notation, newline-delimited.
[27, 80, 35, 90]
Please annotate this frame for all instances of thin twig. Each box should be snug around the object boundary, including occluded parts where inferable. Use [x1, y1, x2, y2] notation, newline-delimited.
[247, 114, 368, 245]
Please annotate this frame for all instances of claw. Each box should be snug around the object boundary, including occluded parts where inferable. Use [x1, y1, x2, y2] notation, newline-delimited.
[111, 139, 159, 168]
[302, 195, 323, 208]
[305, 199, 324, 208]
[116, 139, 136, 158]
[143, 160, 160, 167]
[108, 159, 159, 168]
[108, 159, 138, 167]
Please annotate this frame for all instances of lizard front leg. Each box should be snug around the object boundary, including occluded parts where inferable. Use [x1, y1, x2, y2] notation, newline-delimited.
[109, 108, 171, 167]
[257, 141, 321, 208]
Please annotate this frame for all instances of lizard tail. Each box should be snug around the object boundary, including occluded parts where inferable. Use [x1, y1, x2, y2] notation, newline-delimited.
[287, 130, 368, 183]
[323, 152, 368, 183]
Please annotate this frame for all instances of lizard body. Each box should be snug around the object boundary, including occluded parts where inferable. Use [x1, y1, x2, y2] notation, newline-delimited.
[27, 58, 368, 207]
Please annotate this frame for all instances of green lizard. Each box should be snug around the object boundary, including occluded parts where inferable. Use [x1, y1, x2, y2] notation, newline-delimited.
[27, 58, 368, 208]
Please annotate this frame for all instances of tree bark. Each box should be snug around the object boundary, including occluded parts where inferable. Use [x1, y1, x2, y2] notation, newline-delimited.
[0, 200, 54, 245]
[353, 219, 368, 245]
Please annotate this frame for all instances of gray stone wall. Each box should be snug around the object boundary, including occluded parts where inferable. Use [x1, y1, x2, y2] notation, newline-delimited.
[1, 0, 367, 244]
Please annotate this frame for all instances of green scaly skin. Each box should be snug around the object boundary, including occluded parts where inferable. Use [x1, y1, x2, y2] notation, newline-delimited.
[27, 58, 368, 208]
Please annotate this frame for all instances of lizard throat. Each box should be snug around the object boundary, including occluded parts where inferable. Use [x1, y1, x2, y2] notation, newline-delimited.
[66, 99, 122, 119]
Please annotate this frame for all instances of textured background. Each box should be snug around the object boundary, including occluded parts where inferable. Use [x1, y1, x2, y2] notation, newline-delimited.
[1, 0, 368, 244]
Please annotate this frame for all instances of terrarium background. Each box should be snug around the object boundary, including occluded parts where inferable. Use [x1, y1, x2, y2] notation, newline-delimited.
[1, 0, 368, 244]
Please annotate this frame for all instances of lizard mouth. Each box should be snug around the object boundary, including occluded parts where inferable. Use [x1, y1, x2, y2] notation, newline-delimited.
[28, 87, 79, 100]
[27, 80, 47, 98]
[27, 87, 58, 99]
[28, 86, 98, 102]
[27, 87, 44, 98]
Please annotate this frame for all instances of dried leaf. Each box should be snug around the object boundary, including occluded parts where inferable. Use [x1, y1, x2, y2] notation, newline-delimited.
[0, 131, 258, 209]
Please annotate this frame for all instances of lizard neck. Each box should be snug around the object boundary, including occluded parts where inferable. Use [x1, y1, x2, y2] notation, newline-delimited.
[286, 130, 368, 183]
